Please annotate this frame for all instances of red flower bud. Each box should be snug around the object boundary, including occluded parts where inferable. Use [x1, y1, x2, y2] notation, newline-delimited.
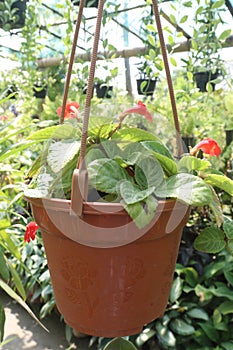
[56, 101, 80, 119]
[193, 138, 221, 157]
[24, 222, 39, 243]
[121, 100, 153, 122]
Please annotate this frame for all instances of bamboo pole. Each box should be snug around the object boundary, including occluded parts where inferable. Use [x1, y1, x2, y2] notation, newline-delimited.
[37, 35, 233, 68]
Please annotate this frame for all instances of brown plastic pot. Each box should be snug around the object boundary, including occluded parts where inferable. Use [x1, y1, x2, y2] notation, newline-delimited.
[25, 196, 189, 337]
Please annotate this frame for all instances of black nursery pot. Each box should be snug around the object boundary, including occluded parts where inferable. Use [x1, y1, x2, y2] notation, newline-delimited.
[194, 71, 218, 92]
[225, 129, 233, 147]
[5, 85, 18, 99]
[71, 0, 99, 7]
[96, 84, 113, 99]
[0, 0, 28, 30]
[33, 85, 47, 99]
[182, 136, 196, 150]
[136, 78, 157, 96]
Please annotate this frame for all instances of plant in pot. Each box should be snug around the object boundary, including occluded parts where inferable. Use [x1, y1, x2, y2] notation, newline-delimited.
[186, 0, 231, 92]
[71, 0, 99, 7]
[22, 0, 233, 339]
[94, 66, 118, 99]
[0, 0, 28, 31]
[136, 57, 160, 96]
[136, 3, 163, 96]
[23, 97, 233, 337]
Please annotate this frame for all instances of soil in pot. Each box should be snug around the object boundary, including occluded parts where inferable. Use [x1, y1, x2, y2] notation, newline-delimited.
[194, 71, 218, 92]
[136, 78, 157, 96]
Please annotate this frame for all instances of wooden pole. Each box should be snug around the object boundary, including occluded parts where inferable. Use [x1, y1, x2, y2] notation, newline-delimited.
[37, 35, 233, 68]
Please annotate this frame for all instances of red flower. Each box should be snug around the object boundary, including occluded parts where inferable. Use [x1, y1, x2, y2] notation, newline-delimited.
[0, 115, 8, 121]
[121, 100, 153, 122]
[193, 138, 221, 156]
[56, 101, 80, 119]
[24, 222, 39, 243]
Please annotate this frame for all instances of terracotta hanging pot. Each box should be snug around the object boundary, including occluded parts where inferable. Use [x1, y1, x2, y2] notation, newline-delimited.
[25, 196, 189, 337]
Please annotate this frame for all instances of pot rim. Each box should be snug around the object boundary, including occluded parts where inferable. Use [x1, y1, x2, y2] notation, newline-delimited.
[24, 196, 186, 215]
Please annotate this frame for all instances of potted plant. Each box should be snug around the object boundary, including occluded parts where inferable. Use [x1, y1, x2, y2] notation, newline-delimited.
[187, 0, 230, 92]
[23, 99, 233, 337]
[136, 4, 163, 96]
[71, 0, 99, 8]
[0, 0, 28, 30]
[95, 79, 113, 98]
[136, 59, 159, 96]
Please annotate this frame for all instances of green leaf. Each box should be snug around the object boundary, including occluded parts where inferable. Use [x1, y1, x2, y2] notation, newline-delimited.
[178, 156, 210, 172]
[123, 195, 158, 229]
[148, 35, 156, 47]
[180, 15, 188, 23]
[218, 301, 233, 315]
[0, 141, 37, 162]
[218, 29, 231, 41]
[85, 148, 105, 165]
[118, 180, 155, 205]
[198, 322, 219, 343]
[155, 321, 176, 347]
[103, 337, 137, 350]
[183, 267, 198, 287]
[169, 277, 183, 303]
[195, 285, 214, 302]
[223, 216, 233, 239]
[88, 159, 130, 194]
[7, 261, 26, 300]
[224, 270, 233, 287]
[141, 141, 177, 176]
[135, 329, 156, 347]
[194, 227, 226, 253]
[0, 279, 48, 332]
[112, 128, 158, 143]
[47, 140, 80, 173]
[204, 174, 233, 196]
[170, 319, 195, 335]
[0, 303, 5, 342]
[213, 285, 233, 300]
[208, 189, 224, 226]
[170, 56, 177, 67]
[26, 153, 47, 179]
[0, 249, 9, 282]
[0, 230, 21, 261]
[222, 341, 233, 350]
[26, 124, 76, 140]
[101, 140, 123, 159]
[135, 156, 165, 190]
[158, 173, 213, 206]
[211, 0, 225, 9]
[187, 308, 209, 321]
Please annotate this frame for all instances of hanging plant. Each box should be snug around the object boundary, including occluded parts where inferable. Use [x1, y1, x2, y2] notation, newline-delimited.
[0, 0, 28, 30]
[71, 0, 99, 8]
